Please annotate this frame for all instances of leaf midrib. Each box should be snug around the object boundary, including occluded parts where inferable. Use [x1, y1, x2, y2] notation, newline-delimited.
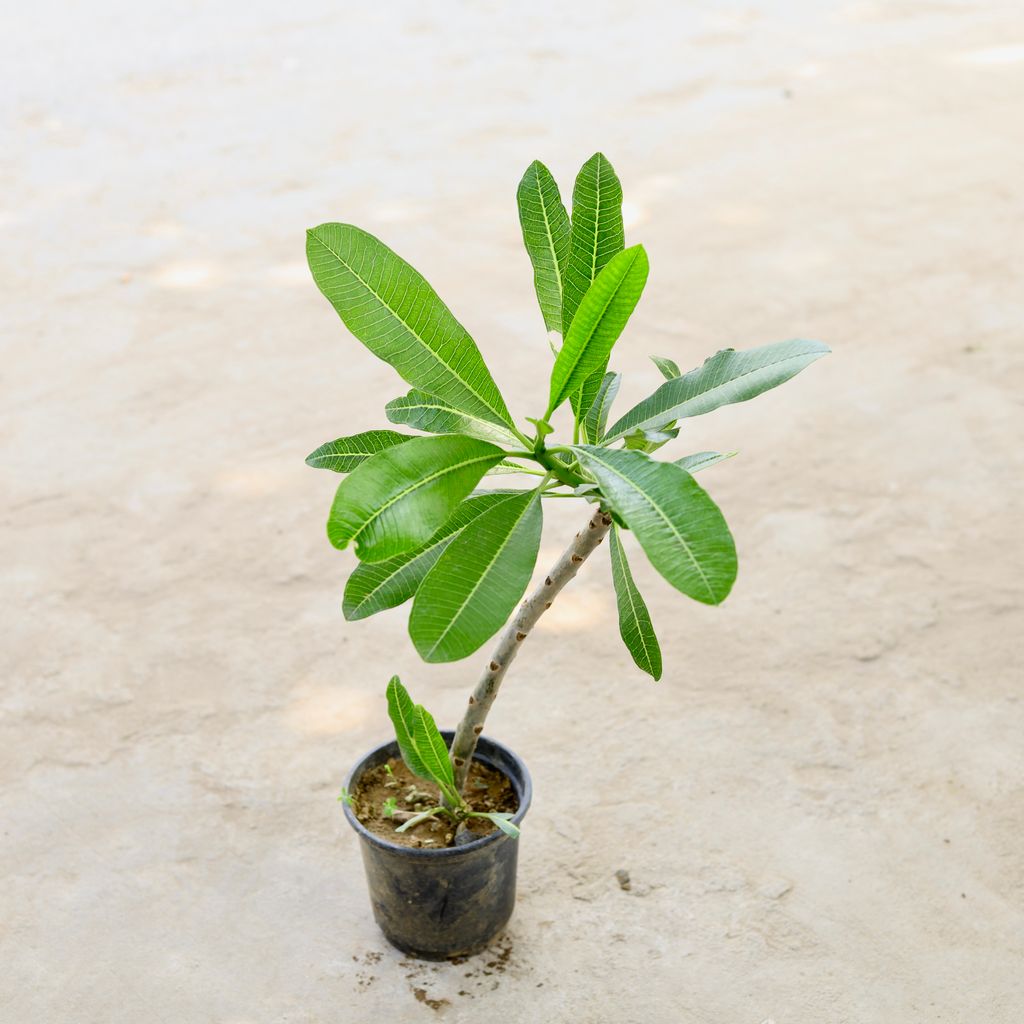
[589, 154, 604, 285]
[533, 168, 564, 304]
[310, 228, 509, 427]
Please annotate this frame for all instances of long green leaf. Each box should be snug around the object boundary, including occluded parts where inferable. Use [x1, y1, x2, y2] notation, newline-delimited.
[517, 160, 571, 334]
[307, 223, 514, 430]
[608, 526, 662, 680]
[385, 389, 521, 447]
[573, 446, 737, 605]
[605, 339, 830, 442]
[328, 435, 503, 562]
[473, 812, 520, 838]
[386, 676, 432, 780]
[410, 489, 543, 663]
[343, 492, 512, 621]
[548, 245, 648, 415]
[305, 430, 410, 472]
[675, 450, 737, 474]
[561, 153, 625, 335]
[411, 704, 457, 795]
[582, 372, 622, 443]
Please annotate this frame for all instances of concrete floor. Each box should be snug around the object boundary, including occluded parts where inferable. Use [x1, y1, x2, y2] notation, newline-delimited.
[2, 2, 1022, 1022]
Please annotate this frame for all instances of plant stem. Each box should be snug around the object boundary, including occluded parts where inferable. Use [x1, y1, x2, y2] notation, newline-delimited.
[447, 504, 614, 794]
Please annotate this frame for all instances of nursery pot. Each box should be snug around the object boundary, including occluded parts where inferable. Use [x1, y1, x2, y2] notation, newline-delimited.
[342, 731, 532, 960]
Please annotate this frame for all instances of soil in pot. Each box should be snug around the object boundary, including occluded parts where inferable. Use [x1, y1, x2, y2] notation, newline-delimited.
[351, 756, 517, 849]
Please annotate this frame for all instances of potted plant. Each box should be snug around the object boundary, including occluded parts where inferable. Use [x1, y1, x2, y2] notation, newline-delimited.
[305, 153, 829, 959]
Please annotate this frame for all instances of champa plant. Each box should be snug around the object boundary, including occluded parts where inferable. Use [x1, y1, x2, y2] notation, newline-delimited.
[307, 153, 828, 840]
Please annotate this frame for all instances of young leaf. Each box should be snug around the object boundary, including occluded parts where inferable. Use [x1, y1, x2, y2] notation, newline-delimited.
[561, 153, 625, 335]
[516, 160, 571, 334]
[572, 446, 737, 605]
[547, 245, 648, 416]
[605, 339, 831, 442]
[307, 224, 514, 431]
[622, 425, 679, 452]
[651, 355, 681, 379]
[385, 389, 521, 447]
[411, 704, 457, 794]
[386, 676, 432, 780]
[487, 460, 539, 476]
[608, 526, 662, 680]
[343, 492, 513, 621]
[675, 450, 737, 474]
[582, 372, 622, 443]
[410, 489, 543, 663]
[305, 430, 410, 472]
[328, 435, 504, 562]
[471, 811, 520, 838]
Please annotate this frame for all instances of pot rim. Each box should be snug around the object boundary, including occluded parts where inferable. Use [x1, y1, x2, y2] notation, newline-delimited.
[341, 731, 532, 859]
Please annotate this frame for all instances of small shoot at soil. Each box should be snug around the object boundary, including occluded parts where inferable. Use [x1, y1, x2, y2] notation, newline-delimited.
[307, 152, 829, 844]
[385, 676, 521, 838]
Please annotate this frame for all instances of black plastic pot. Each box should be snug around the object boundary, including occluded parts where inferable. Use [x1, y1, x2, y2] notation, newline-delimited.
[341, 731, 532, 960]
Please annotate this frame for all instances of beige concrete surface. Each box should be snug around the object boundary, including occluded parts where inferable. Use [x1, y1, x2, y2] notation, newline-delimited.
[2, 2, 1023, 1022]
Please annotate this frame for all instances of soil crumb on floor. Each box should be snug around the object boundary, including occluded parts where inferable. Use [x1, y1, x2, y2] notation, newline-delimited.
[352, 757, 517, 848]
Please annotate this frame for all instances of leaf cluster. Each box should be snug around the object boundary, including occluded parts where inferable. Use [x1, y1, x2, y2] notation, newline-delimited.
[306, 152, 829, 680]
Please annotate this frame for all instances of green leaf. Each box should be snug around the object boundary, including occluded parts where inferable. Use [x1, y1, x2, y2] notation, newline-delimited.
[411, 704, 457, 794]
[385, 389, 521, 447]
[386, 676, 432, 780]
[305, 430, 410, 472]
[410, 489, 543, 663]
[572, 446, 737, 605]
[651, 355, 681, 379]
[472, 811, 520, 838]
[608, 526, 662, 680]
[623, 425, 679, 452]
[675, 450, 737, 474]
[526, 416, 554, 438]
[327, 435, 503, 562]
[343, 492, 513, 621]
[548, 245, 648, 416]
[582, 372, 621, 443]
[307, 223, 514, 430]
[516, 160, 571, 334]
[561, 153, 625, 335]
[605, 339, 831, 442]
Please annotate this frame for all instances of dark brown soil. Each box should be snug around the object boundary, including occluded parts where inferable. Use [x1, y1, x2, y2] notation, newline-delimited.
[352, 756, 517, 849]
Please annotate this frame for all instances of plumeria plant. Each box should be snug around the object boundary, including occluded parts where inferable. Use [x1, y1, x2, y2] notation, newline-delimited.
[307, 153, 829, 839]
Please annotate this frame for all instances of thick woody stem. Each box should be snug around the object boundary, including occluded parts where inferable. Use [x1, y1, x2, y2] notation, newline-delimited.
[448, 505, 613, 794]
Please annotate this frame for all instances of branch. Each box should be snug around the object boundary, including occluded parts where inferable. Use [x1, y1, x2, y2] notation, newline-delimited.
[448, 504, 613, 793]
